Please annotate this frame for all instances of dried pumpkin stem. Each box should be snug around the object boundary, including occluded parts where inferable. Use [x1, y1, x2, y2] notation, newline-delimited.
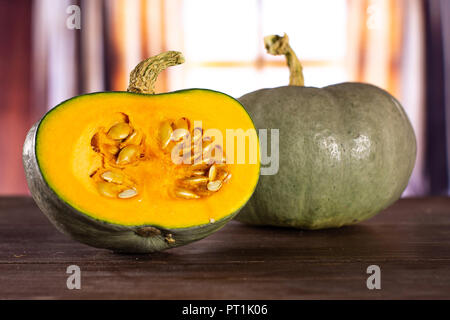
[127, 51, 185, 94]
[264, 34, 304, 86]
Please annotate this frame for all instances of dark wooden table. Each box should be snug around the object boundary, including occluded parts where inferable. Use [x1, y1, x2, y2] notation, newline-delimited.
[0, 196, 449, 299]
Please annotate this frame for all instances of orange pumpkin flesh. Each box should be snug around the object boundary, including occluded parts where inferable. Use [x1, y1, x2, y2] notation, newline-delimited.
[36, 90, 260, 229]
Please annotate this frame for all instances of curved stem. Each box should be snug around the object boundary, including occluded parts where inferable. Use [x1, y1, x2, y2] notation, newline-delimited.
[127, 51, 185, 94]
[264, 34, 304, 86]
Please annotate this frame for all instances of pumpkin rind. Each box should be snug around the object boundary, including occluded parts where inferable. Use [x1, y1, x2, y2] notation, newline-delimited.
[236, 83, 416, 229]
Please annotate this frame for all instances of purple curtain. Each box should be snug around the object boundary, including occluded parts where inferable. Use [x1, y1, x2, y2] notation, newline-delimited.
[423, 0, 450, 195]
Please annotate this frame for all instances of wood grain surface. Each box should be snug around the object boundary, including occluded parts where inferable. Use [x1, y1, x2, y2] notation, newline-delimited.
[0, 196, 449, 299]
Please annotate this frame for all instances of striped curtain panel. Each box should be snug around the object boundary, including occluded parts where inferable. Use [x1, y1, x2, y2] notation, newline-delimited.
[32, 0, 169, 108]
[1, 0, 448, 196]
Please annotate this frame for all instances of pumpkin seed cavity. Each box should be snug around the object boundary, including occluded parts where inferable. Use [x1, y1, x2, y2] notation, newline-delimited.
[159, 117, 232, 199]
[90, 115, 231, 200]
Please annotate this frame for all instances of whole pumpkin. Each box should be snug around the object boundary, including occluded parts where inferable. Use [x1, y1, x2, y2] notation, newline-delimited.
[236, 34, 416, 229]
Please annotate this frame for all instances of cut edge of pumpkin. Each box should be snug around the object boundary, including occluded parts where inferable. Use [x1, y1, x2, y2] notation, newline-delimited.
[35, 89, 260, 229]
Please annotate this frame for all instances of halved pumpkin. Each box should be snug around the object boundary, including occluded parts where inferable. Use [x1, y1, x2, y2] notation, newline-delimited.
[23, 52, 260, 253]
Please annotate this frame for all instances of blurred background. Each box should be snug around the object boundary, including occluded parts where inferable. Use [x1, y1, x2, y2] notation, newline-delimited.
[0, 0, 449, 196]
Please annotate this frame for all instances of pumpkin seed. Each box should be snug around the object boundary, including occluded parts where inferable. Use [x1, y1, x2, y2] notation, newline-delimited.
[191, 170, 207, 176]
[173, 129, 190, 143]
[174, 188, 200, 199]
[216, 169, 228, 181]
[207, 180, 222, 192]
[175, 141, 192, 157]
[208, 165, 217, 181]
[101, 170, 124, 184]
[175, 117, 190, 130]
[182, 176, 209, 185]
[118, 188, 137, 199]
[192, 127, 203, 143]
[97, 181, 120, 198]
[191, 162, 210, 170]
[202, 141, 217, 158]
[159, 120, 173, 149]
[172, 118, 190, 141]
[195, 189, 214, 197]
[191, 157, 211, 167]
[116, 145, 139, 165]
[107, 122, 132, 140]
[223, 172, 232, 183]
[121, 129, 143, 147]
[190, 147, 203, 164]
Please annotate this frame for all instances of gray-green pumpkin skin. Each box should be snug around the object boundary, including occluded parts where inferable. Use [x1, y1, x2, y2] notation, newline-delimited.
[236, 82, 416, 229]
